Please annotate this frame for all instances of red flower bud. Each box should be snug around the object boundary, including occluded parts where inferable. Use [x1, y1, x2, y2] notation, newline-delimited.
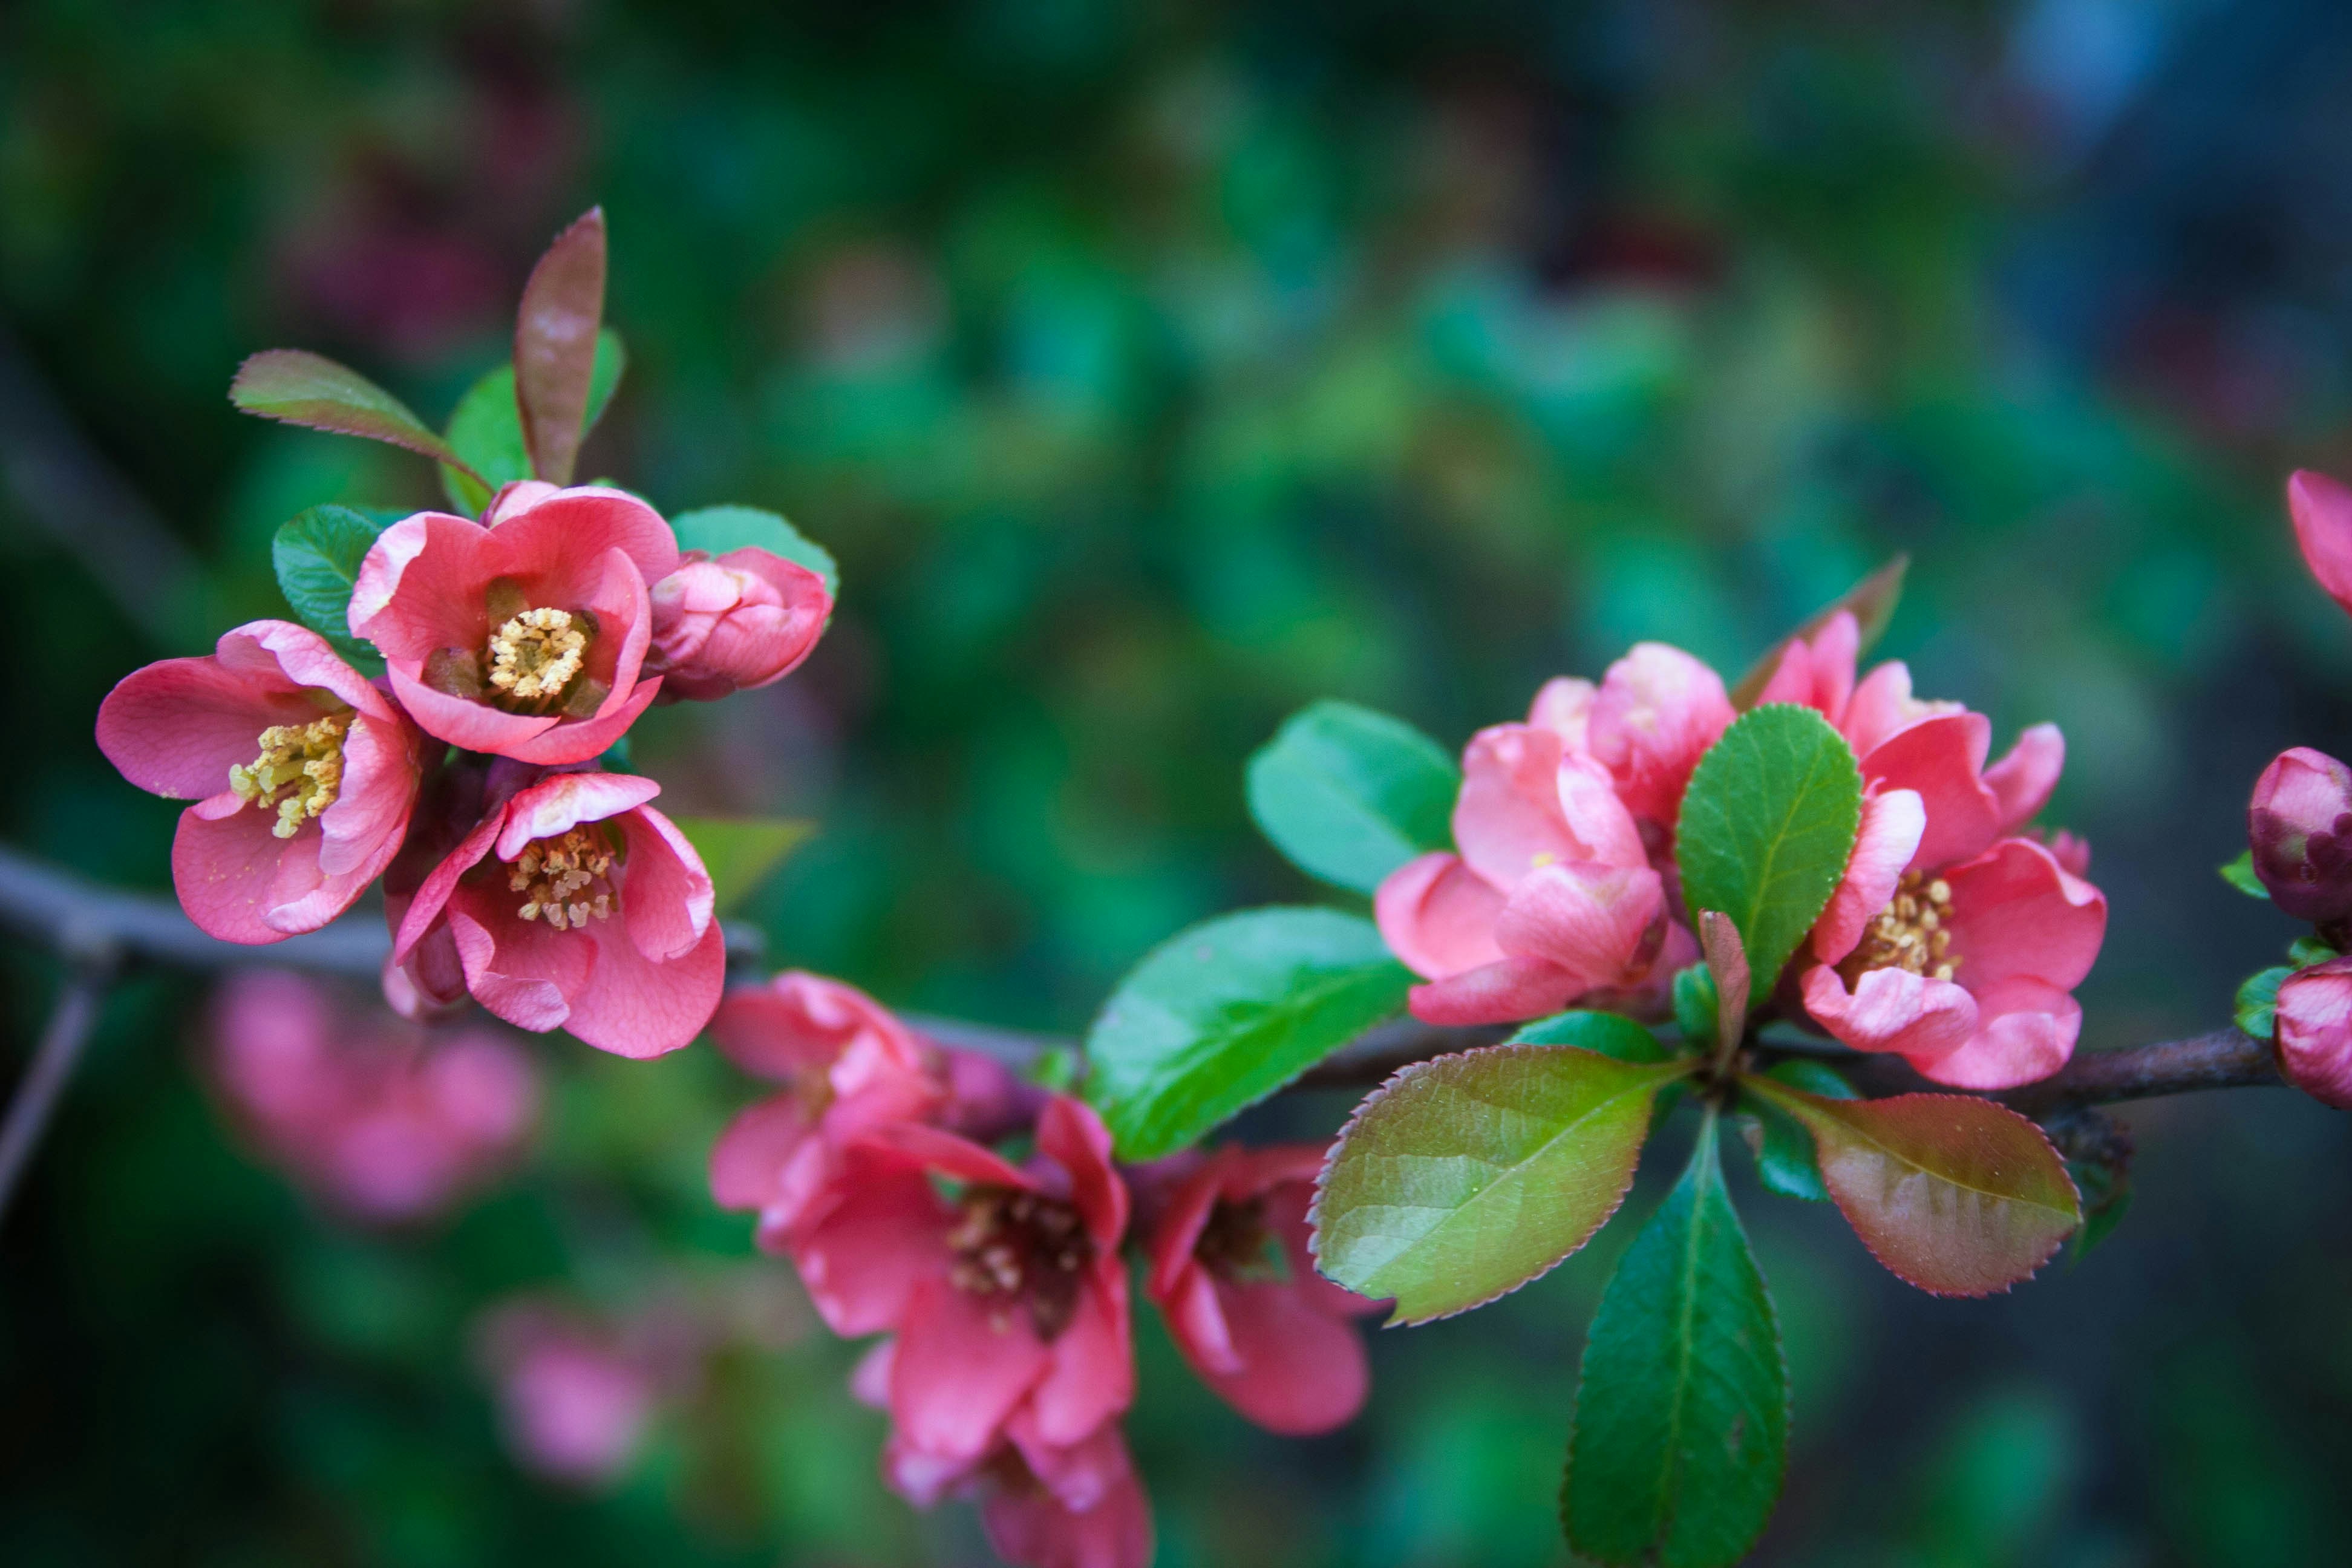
[2248, 747, 2352, 924]
[2275, 956, 2352, 1109]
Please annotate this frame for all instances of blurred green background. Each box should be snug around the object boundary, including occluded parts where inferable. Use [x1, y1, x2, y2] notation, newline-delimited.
[6, 0, 2352, 1563]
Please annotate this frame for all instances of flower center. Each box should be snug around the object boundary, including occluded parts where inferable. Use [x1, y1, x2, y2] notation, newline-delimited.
[1841, 871, 1962, 984]
[227, 711, 351, 839]
[1194, 1195, 1289, 1285]
[506, 826, 618, 932]
[946, 1186, 1089, 1339]
[488, 608, 588, 701]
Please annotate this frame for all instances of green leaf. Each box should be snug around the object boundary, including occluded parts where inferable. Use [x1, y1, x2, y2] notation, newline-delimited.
[514, 207, 607, 486]
[1244, 701, 1460, 895]
[671, 505, 841, 600]
[2219, 850, 2270, 901]
[1084, 907, 1411, 1162]
[1506, 1010, 1671, 1064]
[440, 329, 626, 515]
[1563, 1117, 1788, 1568]
[670, 815, 814, 919]
[2236, 965, 2290, 1039]
[1310, 1042, 1694, 1324]
[1737, 1060, 1853, 1202]
[2287, 935, 2338, 969]
[1670, 964, 1718, 1052]
[271, 505, 390, 660]
[1743, 1078, 2080, 1296]
[231, 350, 483, 480]
[1675, 704, 1863, 1001]
[1730, 555, 1908, 708]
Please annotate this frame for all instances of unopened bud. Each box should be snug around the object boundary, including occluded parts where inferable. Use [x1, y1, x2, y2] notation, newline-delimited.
[2248, 747, 2352, 924]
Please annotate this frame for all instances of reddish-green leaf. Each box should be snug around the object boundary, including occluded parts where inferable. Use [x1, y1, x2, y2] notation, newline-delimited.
[1743, 1079, 2079, 1295]
[1696, 910, 1748, 1055]
[1730, 555, 1909, 708]
[229, 350, 483, 480]
[1312, 1044, 1695, 1324]
[514, 207, 607, 486]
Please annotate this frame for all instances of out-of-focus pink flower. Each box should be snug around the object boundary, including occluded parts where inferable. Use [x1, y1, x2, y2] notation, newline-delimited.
[2275, 956, 2352, 1109]
[393, 769, 722, 1056]
[647, 549, 832, 702]
[347, 485, 681, 765]
[1376, 695, 1667, 1026]
[1583, 643, 1736, 828]
[2248, 747, 2352, 926]
[708, 973, 1033, 1247]
[789, 1098, 1133, 1481]
[1143, 1145, 1377, 1435]
[2288, 468, 2352, 619]
[475, 1302, 662, 1489]
[96, 621, 424, 943]
[209, 969, 538, 1223]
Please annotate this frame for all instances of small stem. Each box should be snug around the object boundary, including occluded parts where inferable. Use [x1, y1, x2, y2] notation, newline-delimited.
[0, 954, 118, 1225]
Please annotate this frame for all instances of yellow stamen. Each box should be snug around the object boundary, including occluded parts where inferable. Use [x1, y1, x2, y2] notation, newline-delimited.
[1841, 870, 1964, 985]
[227, 711, 351, 839]
[487, 607, 588, 701]
[508, 826, 618, 929]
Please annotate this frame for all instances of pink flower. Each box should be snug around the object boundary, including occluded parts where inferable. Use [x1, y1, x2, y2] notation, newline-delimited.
[96, 621, 424, 943]
[647, 549, 832, 702]
[475, 1302, 664, 1489]
[209, 969, 538, 1223]
[347, 483, 681, 765]
[2247, 747, 2352, 926]
[2275, 956, 2352, 1109]
[788, 1097, 1133, 1478]
[1143, 1145, 1378, 1435]
[393, 769, 724, 1056]
[1584, 643, 1736, 828]
[709, 972, 1031, 1246]
[2288, 468, 2352, 619]
[1376, 695, 1667, 1025]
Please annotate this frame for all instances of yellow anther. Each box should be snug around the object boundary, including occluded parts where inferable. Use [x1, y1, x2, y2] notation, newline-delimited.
[227, 711, 351, 839]
[487, 607, 588, 701]
[508, 826, 618, 930]
[1840, 870, 1964, 985]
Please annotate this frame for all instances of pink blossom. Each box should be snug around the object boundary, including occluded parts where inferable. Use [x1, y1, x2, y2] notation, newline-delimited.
[347, 484, 681, 765]
[1583, 643, 1736, 828]
[96, 620, 424, 943]
[2275, 956, 2352, 1109]
[789, 1097, 1132, 1476]
[208, 969, 537, 1223]
[647, 549, 832, 702]
[1376, 696, 1667, 1026]
[475, 1302, 662, 1489]
[2288, 468, 2352, 618]
[393, 769, 723, 1056]
[1143, 1145, 1377, 1436]
[2247, 747, 2352, 925]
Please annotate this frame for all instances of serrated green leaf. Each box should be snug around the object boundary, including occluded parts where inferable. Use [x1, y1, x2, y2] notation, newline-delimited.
[670, 815, 814, 919]
[1563, 1117, 1787, 1568]
[441, 329, 626, 515]
[1244, 701, 1460, 895]
[2287, 936, 2338, 969]
[671, 505, 840, 600]
[1312, 1043, 1694, 1324]
[1506, 1010, 1671, 1063]
[1084, 907, 1411, 1161]
[231, 350, 484, 481]
[271, 505, 390, 662]
[2236, 965, 2290, 1039]
[1676, 704, 1863, 1001]
[1743, 1078, 2079, 1295]
[1737, 1060, 1853, 1202]
[2218, 850, 2270, 900]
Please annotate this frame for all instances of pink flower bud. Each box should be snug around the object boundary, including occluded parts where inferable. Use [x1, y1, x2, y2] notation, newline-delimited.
[2275, 956, 2352, 1109]
[2247, 747, 2352, 924]
[647, 548, 831, 702]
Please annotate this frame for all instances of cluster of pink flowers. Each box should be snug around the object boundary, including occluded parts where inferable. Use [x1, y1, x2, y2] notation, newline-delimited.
[1377, 620, 2108, 1089]
[207, 968, 539, 1223]
[97, 482, 832, 1057]
[707, 972, 1379, 1568]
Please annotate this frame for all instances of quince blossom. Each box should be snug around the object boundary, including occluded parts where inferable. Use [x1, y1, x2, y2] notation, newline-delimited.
[647, 548, 833, 702]
[2247, 746, 2352, 927]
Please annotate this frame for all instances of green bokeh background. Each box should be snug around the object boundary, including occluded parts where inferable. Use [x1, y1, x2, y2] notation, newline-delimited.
[5, 1, 2351, 1563]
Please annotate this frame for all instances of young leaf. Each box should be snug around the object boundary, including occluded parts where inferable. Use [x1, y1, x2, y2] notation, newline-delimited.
[1676, 705, 1863, 999]
[1742, 1079, 2080, 1295]
[2235, 965, 2290, 1039]
[1245, 701, 1460, 895]
[1506, 1010, 1672, 1064]
[1696, 910, 1749, 1054]
[514, 207, 607, 486]
[1728, 555, 1908, 708]
[272, 505, 389, 653]
[1084, 907, 1411, 1162]
[230, 350, 483, 481]
[671, 505, 840, 599]
[2218, 850, 2270, 900]
[1671, 964, 1718, 1051]
[440, 331, 626, 515]
[2287, 935, 2339, 969]
[1563, 1117, 1788, 1568]
[1737, 1059, 1854, 1203]
[1311, 1044, 1694, 1324]
[670, 815, 814, 918]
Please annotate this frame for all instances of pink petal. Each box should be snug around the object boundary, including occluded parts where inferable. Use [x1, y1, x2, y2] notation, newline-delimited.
[384, 663, 561, 755]
[171, 794, 352, 942]
[1143, 1161, 1224, 1301]
[1187, 1274, 1368, 1435]
[708, 1091, 815, 1211]
[1861, 711, 1999, 871]
[713, 971, 929, 1081]
[1913, 976, 2079, 1089]
[1491, 862, 1665, 988]
[96, 636, 328, 800]
[393, 808, 508, 960]
[889, 1278, 1051, 1460]
[864, 1122, 1037, 1191]
[446, 899, 594, 1033]
[1405, 954, 1583, 1026]
[849, 1338, 895, 1410]
[1586, 642, 1734, 825]
[495, 773, 664, 859]
[315, 709, 420, 880]
[2289, 469, 2352, 617]
[1984, 724, 2064, 835]
[1374, 853, 1506, 980]
[1798, 963, 1978, 1063]
[980, 1451, 1154, 1568]
[2276, 957, 2352, 1110]
[485, 485, 681, 589]
[1158, 1265, 1239, 1375]
[1812, 788, 1926, 965]
[1452, 724, 1578, 888]
[496, 675, 664, 768]
[348, 513, 493, 655]
[1555, 754, 1648, 870]
[1526, 677, 1596, 751]
[1941, 837, 2107, 993]
[1027, 1257, 1135, 1446]
[615, 805, 716, 962]
[790, 1152, 950, 1333]
[563, 916, 724, 1057]
[1036, 1097, 1127, 1249]
[1754, 610, 1858, 723]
